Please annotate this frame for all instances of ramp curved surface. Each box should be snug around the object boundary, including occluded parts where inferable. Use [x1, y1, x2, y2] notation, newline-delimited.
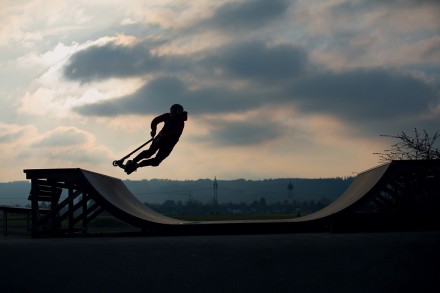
[80, 170, 186, 226]
[290, 162, 390, 222]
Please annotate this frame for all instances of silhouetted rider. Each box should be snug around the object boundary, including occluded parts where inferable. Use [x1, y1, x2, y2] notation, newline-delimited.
[124, 104, 188, 174]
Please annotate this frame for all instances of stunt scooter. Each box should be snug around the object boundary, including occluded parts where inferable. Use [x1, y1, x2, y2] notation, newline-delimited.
[112, 138, 154, 169]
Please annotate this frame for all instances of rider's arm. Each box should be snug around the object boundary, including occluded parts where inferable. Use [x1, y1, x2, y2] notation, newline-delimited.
[150, 113, 168, 137]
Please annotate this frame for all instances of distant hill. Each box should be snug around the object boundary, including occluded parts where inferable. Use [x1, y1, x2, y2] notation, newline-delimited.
[0, 177, 354, 206]
[0, 181, 31, 206]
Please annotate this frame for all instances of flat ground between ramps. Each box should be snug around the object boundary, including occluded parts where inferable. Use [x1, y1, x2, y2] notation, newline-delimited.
[0, 231, 438, 293]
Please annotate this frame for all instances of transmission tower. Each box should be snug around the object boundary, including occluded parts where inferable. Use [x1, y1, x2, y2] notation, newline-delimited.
[287, 181, 294, 201]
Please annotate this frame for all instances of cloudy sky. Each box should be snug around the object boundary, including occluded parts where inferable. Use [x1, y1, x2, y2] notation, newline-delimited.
[1, 0, 439, 182]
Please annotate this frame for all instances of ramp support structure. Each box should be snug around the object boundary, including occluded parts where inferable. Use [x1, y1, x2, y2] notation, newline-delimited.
[25, 171, 104, 237]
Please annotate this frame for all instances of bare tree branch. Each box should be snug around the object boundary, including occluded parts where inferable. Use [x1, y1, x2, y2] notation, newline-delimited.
[374, 128, 440, 163]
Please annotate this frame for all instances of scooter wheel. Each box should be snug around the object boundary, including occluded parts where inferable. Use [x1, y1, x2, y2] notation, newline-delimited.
[112, 160, 119, 167]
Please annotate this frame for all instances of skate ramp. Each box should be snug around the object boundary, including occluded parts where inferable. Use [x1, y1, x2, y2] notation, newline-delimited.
[23, 164, 390, 232]
[24, 160, 439, 235]
[78, 163, 390, 228]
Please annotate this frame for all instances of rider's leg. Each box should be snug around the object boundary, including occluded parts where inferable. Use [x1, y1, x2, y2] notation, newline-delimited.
[138, 143, 175, 167]
[132, 142, 160, 163]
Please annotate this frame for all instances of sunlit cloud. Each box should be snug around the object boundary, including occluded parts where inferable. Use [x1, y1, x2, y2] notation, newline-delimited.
[27, 126, 113, 164]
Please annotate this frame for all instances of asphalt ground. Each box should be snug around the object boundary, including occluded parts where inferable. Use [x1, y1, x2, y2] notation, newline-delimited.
[0, 231, 438, 293]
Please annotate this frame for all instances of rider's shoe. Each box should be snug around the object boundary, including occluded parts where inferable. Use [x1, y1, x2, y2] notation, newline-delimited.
[124, 160, 138, 175]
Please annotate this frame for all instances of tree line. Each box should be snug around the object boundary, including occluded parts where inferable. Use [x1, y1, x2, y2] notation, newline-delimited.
[147, 196, 332, 217]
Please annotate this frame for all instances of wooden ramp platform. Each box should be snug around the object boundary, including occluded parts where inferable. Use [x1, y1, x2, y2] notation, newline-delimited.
[23, 160, 440, 237]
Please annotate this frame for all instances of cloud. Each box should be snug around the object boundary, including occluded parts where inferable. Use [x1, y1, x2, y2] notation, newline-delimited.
[199, 0, 291, 32]
[421, 37, 440, 62]
[294, 0, 440, 72]
[74, 76, 184, 116]
[32, 127, 91, 148]
[0, 127, 27, 144]
[60, 0, 299, 84]
[291, 69, 437, 123]
[63, 36, 309, 85]
[74, 75, 260, 116]
[2, 0, 440, 182]
[0, 124, 115, 179]
[194, 112, 287, 147]
[63, 41, 163, 82]
[69, 35, 439, 147]
[202, 40, 308, 82]
[26, 126, 114, 165]
[66, 37, 310, 120]
[0, 123, 37, 145]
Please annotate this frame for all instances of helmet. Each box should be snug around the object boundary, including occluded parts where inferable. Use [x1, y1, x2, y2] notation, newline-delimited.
[170, 104, 184, 114]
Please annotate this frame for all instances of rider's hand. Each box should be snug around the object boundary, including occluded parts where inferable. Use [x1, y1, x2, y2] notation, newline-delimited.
[154, 134, 161, 143]
[150, 130, 156, 138]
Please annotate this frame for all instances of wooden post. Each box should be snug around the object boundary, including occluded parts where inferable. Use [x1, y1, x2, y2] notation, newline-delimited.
[30, 180, 40, 238]
[82, 192, 88, 233]
[2, 210, 7, 236]
[68, 185, 74, 233]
